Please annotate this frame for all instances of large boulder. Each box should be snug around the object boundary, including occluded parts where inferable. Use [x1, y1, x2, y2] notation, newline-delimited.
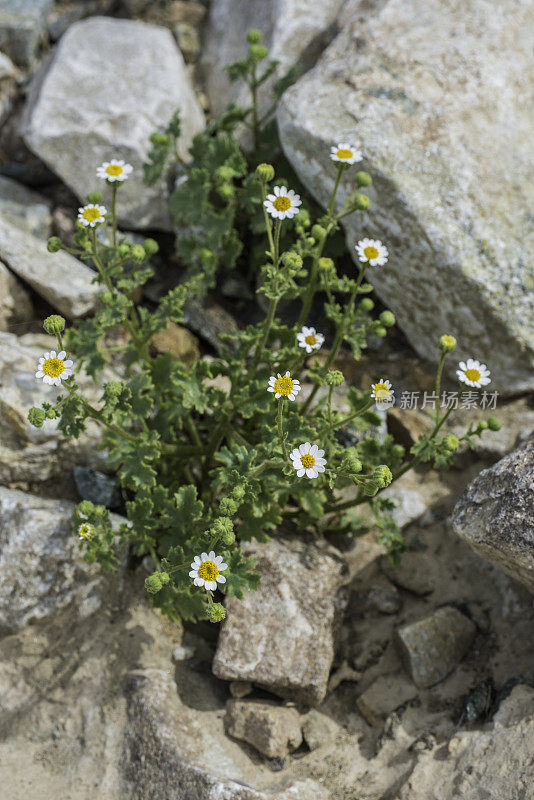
[201, 0, 345, 116]
[213, 536, 346, 705]
[0, 486, 125, 633]
[22, 17, 205, 231]
[452, 439, 534, 593]
[277, 0, 534, 394]
[0, 0, 52, 67]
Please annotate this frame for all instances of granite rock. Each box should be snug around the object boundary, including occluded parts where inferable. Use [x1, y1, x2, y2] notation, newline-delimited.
[452, 439, 534, 593]
[224, 700, 302, 759]
[278, 0, 534, 393]
[213, 537, 346, 705]
[22, 17, 205, 231]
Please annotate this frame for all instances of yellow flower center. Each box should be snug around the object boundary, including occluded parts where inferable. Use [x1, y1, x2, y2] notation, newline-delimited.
[83, 207, 101, 222]
[198, 560, 219, 581]
[273, 375, 294, 396]
[301, 454, 316, 468]
[79, 524, 93, 539]
[273, 196, 291, 212]
[464, 368, 481, 382]
[364, 245, 380, 260]
[305, 334, 317, 346]
[336, 148, 353, 159]
[374, 382, 390, 399]
[43, 356, 65, 378]
[106, 164, 123, 176]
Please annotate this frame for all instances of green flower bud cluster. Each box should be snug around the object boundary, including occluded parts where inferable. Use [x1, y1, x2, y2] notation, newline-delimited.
[373, 465, 393, 488]
[28, 407, 46, 428]
[86, 190, 102, 204]
[206, 602, 226, 623]
[341, 448, 363, 475]
[150, 132, 170, 145]
[249, 44, 268, 62]
[353, 194, 370, 210]
[282, 251, 303, 273]
[43, 315, 66, 334]
[211, 516, 235, 545]
[145, 571, 170, 595]
[318, 257, 335, 275]
[444, 434, 460, 451]
[326, 370, 344, 387]
[311, 224, 327, 242]
[487, 416, 501, 431]
[247, 29, 263, 44]
[47, 236, 62, 253]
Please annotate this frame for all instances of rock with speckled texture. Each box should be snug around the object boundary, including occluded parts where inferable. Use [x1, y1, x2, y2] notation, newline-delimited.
[452, 439, 534, 593]
[277, 0, 534, 393]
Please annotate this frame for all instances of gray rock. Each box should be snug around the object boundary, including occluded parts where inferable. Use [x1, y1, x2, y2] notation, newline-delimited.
[367, 580, 402, 615]
[0, 175, 53, 238]
[0, 214, 101, 317]
[229, 680, 253, 698]
[22, 17, 205, 231]
[452, 439, 534, 593]
[0, 0, 53, 67]
[451, 398, 534, 464]
[0, 261, 33, 332]
[0, 486, 124, 633]
[0, 331, 109, 483]
[73, 465, 122, 510]
[182, 298, 239, 354]
[356, 673, 417, 726]
[278, 0, 534, 394]
[201, 0, 344, 117]
[213, 537, 346, 705]
[0, 51, 17, 126]
[224, 700, 302, 759]
[399, 685, 534, 800]
[396, 606, 476, 689]
[381, 551, 437, 596]
[381, 485, 427, 530]
[301, 709, 340, 751]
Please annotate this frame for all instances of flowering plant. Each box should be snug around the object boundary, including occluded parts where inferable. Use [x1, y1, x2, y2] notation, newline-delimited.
[29, 31, 500, 624]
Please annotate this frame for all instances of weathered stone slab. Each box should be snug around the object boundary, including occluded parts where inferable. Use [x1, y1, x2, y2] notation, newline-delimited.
[277, 0, 534, 393]
[22, 16, 205, 231]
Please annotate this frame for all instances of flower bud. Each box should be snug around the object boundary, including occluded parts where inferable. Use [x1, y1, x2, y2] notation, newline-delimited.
[28, 407, 46, 428]
[444, 434, 460, 451]
[211, 516, 234, 544]
[318, 257, 335, 273]
[392, 444, 405, 460]
[216, 165, 235, 183]
[206, 603, 226, 623]
[356, 171, 372, 187]
[47, 236, 62, 253]
[104, 381, 124, 397]
[43, 314, 66, 335]
[143, 238, 159, 255]
[256, 163, 275, 182]
[374, 326, 387, 337]
[78, 500, 95, 515]
[130, 244, 146, 263]
[363, 481, 379, 497]
[373, 464, 393, 488]
[342, 448, 362, 474]
[247, 29, 263, 44]
[145, 573, 163, 595]
[359, 297, 374, 311]
[220, 497, 238, 516]
[487, 416, 501, 431]
[150, 132, 169, 145]
[231, 484, 246, 501]
[353, 193, 370, 210]
[86, 191, 102, 204]
[311, 224, 327, 242]
[249, 44, 268, 62]
[379, 310, 395, 327]
[326, 370, 344, 387]
[439, 334, 457, 353]
[217, 183, 235, 201]
[282, 251, 303, 271]
[478, 420, 488, 431]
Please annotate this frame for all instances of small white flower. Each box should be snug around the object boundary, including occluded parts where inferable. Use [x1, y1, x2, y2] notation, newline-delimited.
[290, 442, 327, 479]
[78, 203, 107, 227]
[356, 238, 389, 267]
[267, 371, 301, 401]
[296, 326, 324, 354]
[189, 551, 228, 591]
[78, 523, 94, 541]
[371, 378, 394, 402]
[35, 350, 75, 386]
[264, 186, 302, 220]
[456, 359, 491, 388]
[96, 159, 133, 183]
[330, 142, 362, 165]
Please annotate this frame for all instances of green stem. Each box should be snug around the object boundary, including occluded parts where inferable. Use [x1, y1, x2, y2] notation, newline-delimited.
[184, 416, 202, 448]
[327, 166, 344, 216]
[111, 184, 118, 247]
[250, 459, 285, 479]
[277, 400, 290, 464]
[251, 62, 259, 153]
[434, 352, 446, 428]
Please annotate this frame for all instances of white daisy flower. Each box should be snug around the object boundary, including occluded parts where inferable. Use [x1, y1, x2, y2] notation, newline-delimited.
[264, 186, 302, 220]
[371, 378, 394, 403]
[78, 522, 94, 541]
[189, 551, 228, 591]
[296, 326, 324, 354]
[290, 442, 327, 479]
[356, 238, 389, 267]
[35, 350, 75, 387]
[78, 204, 107, 227]
[330, 142, 363, 165]
[267, 371, 301, 401]
[96, 159, 133, 183]
[456, 359, 491, 388]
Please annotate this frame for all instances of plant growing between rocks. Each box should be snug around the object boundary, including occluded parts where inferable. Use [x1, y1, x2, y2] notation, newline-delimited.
[28, 31, 501, 624]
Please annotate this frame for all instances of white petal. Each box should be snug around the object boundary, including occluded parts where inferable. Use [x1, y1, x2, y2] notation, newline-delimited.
[297, 468, 306, 477]
[205, 581, 217, 591]
[216, 575, 226, 583]
[208, 550, 216, 560]
[189, 570, 198, 578]
[306, 468, 317, 478]
[218, 562, 228, 571]
[200, 552, 208, 561]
